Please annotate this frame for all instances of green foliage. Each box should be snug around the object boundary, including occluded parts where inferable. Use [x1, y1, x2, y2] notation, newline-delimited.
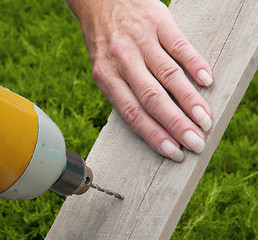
[0, 192, 64, 240]
[161, 0, 171, 7]
[0, 0, 257, 239]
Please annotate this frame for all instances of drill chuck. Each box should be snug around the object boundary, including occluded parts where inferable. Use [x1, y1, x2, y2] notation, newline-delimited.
[50, 151, 93, 196]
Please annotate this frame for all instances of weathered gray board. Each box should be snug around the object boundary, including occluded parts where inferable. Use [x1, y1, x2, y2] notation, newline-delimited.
[45, 0, 258, 239]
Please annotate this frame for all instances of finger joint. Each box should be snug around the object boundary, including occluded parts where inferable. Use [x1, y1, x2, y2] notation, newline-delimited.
[170, 35, 190, 56]
[180, 91, 196, 108]
[157, 64, 182, 88]
[121, 103, 141, 127]
[168, 116, 186, 135]
[140, 86, 162, 109]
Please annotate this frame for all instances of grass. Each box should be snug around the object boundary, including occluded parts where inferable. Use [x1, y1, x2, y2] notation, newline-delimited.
[0, 0, 257, 239]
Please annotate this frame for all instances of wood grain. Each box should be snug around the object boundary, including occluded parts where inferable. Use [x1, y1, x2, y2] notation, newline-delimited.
[45, 0, 258, 239]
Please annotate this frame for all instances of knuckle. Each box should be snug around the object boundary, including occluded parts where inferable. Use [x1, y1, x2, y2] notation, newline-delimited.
[157, 63, 183, 88]
[121, 19, 147, 45]
[121, 103, 141, 127]
[109, 38, 128, 60]
[127, 23, 141, 39]
[170, 35, 190, 55]
[168, 117, 186, 134]
[130, 28, 147, 46]
[108, 38, 134, 67]
[185, 55, 201, 68]
[140, 86, 162, 109]
[145, 127, 160, 143]
[180, 91, 196, 107]
[92, 61, 104, 82]
[92, 61, 114, 94]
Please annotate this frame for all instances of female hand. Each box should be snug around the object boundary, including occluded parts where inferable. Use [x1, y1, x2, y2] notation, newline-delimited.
[66, 0, 213, 162]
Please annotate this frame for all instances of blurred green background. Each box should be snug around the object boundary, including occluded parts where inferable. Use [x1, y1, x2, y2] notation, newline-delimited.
[0, 0, 257, 239]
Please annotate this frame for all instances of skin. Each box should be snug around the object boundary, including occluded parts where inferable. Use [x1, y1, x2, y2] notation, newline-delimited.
[66, 0, 212, 160]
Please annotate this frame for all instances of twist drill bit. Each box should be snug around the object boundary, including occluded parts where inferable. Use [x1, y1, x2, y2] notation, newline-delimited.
[91, 183, 124, 200]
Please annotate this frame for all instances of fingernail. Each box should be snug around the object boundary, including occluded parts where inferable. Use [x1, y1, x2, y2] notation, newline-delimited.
[197, 69, 213, 86]
[192, 105, 212, 131]
[182, 130, 205, 154]
[160, 140, 184, 162]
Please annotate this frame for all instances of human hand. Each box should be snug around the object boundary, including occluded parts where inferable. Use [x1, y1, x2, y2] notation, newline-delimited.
[66, 0, 213, 162]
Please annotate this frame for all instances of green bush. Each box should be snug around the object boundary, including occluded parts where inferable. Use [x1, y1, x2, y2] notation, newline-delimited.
[0, 0, 257, 239]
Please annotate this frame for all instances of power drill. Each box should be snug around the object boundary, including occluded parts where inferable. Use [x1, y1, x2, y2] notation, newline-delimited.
[0, 86, 123, 200]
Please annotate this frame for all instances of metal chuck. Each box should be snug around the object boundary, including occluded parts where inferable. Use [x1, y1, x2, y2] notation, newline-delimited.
[50, 150, 123, 200]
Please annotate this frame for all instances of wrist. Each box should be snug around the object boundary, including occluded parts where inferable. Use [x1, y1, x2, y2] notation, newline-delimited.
[66, 0, 100, 25]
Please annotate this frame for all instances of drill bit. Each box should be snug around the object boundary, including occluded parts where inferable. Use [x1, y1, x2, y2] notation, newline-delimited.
[91, 183, 124, 200]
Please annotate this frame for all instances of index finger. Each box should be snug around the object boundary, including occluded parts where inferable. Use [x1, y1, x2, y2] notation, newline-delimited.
[157, 17, 213, 87]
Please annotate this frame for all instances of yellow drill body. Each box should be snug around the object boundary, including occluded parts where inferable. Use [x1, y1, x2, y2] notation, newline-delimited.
[0, 87, 38, 194]
[0, 86, 92, 200]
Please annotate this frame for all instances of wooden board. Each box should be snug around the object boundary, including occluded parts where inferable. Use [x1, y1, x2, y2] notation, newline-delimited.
[45, 0, 258, 239]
